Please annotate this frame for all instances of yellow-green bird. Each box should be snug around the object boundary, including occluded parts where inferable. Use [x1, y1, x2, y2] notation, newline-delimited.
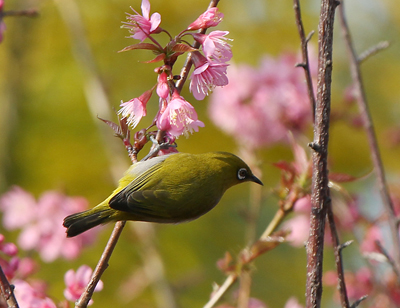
[63, 152, 262, 237]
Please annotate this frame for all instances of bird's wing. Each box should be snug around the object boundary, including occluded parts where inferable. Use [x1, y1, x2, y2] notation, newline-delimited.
[108, 157, 173, 221]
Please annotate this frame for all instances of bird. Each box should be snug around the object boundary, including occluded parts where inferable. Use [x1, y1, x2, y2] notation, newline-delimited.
[63, 152, 263, 237]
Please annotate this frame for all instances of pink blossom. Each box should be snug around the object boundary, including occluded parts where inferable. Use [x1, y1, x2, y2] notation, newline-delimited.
[209, 52, 315, 149]
[360, 225, 383, 253]
[157, 91, 204, 137]
[123, 0, 161, 42]
[193, 31, 232, 63]
[119, 90, 152, 128]
[248, 298, 268, 308]
[282, 214, 310, 247]
[190, 51, 228, 100]
[324, 268, 373, 301]
[0, 186, 37, 229]
[293, 196, 311, 213]
[156, 71, 169, 99]
[64, 265, 103, 305]
[13, 279, 57, 308]
[188, 7, 224, 30]
[284, 297, 304, 308]
[0, 234, 19, 280]
[0, 187, 98, 262]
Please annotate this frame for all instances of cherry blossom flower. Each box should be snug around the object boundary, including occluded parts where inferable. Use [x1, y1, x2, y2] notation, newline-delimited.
[123, 0, 161, 42]
[188, 7, 223, 30]
[360, 225, 383, 253]
[0, 234, 19, 280]
[119, 90, 152, 128]
[190, 51, 228, 100]
[64, 265, 103, 305]
[0, 187, 98, 262]
[193, 31, 232, 63]
[157, 91, 204, 137]
[209, 52, 315, 149]
[13, 279, 57, 308]
[284, 297, 304, 308]
[0, 186, 37, 229]
[156, 71, 169, 99]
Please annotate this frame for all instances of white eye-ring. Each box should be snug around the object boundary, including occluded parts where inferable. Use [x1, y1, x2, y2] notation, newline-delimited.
[237, 168, 247, 180]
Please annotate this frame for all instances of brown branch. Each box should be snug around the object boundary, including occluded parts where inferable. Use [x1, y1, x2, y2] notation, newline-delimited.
[293, 0, 316, 120]
[0, 265, 19, 308]
[75, 221, 126, 308]
[337, 0, 400, 280]
[326, 201, 350, 308]
[305, 0, 338, 307]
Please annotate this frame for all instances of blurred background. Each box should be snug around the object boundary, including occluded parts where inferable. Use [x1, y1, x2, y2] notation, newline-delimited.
[1, 0, 400, 307]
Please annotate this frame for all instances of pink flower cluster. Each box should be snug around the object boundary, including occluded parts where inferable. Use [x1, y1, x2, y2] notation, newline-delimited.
[0, 186, 98, 262]
[13, 280, 57, 308]
[209, 52, 315, 149]
[118, 0, 232, 138]
[0, 233, 102, 307]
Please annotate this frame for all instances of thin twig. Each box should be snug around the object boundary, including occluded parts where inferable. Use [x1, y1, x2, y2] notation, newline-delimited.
[2, 9, 39, 17]
[75, 221, 126, 308]
[357, 41, 390, 64]
[305, 0, 338, 307]
[204, 198, 294, 308]
[326, 200, 350, 308]
[337, 0, 400, 280]
[375, 240, 400, 278]
[0, 266, 19, 308]
[293, 0, 316, 120]
[203, 274, 237, 308]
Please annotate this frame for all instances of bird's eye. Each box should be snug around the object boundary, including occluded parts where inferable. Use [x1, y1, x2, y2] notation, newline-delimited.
[237, 168, 248, 180]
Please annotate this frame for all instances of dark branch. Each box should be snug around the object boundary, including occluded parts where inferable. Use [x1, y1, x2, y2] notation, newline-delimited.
[0, 265, 19, 308]
[293, 0, 317, 120]
[327, 200, 350, 308]
[305, 0, 338, 307]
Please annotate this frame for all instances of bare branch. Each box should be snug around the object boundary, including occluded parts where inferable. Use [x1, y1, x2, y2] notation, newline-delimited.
[0, 266, 19, 308]
[327, 201, 350, 308]
[338, 0, 400, 280]
[305, 0, 338, 307]
[358, 41, 390, 64]
[293, 0, 317, 120]
[75, 221, 126, 308]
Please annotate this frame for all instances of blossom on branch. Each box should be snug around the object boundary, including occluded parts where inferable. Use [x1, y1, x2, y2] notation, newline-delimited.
[64, 265, 103, 305]
[190, 51, 229, 100]
[0, 187, 98, 262]
[193, 31, 232, 63]
[187, 7, 224, 30]
[157, 90, 204, 137]
[119, 90, 152, 128]
[123, 0, 161, 42]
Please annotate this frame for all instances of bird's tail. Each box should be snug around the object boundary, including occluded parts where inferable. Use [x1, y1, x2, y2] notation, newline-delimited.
[63, 207, 114, 237]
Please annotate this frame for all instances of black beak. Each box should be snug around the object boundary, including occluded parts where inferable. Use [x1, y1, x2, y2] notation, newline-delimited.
[250, 175, 263, 186]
